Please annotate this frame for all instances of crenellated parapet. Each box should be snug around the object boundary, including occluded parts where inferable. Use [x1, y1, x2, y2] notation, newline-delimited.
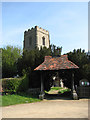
[24, 27, 35, 36]
[24, 26, 49, 36]
[24, 25, 50, 50]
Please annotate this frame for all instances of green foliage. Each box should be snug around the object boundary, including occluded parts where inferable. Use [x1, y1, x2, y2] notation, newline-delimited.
[2, 45, 89, 92]
[2, 78, 22, 93]
[2, 46, 22, 78]
[18, 74, 29, 92]
[16, 45, 62, 90]
[67, 48, 88, 67]
[2, 93, 41, 106]
[58, 89, 71, 94]
[81, 63, 90, 79]
[45, 87, 71, 94]
[50, 44, 62, 57]
[2, 45, 62, 78]
[67, 48, 90, 83]
[50, 87, 63, 91]
[17, 45, 62, 76]
[45, 87, 63, 93]
[2, 75, 29, 93]
[39, 47, 51, 63]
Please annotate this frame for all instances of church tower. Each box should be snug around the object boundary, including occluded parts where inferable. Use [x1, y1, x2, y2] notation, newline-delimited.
[23, 26, 50, 50]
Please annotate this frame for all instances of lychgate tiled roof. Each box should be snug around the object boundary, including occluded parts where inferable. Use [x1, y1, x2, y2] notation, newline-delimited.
[34, 55, 79, 71]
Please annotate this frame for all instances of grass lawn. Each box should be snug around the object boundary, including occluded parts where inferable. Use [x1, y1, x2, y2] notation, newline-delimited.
[50, 87, 64, 91]
[58, 88, 71, 94]
[45, 87, 71, 94]
[1, 93, 41, 106]
[1, 87, 71, 106]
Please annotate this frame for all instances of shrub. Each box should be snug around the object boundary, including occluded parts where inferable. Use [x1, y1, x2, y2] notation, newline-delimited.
[18, 74, 29, 92]
[1, 74, 29, 94]
[2, 78, 21, 93]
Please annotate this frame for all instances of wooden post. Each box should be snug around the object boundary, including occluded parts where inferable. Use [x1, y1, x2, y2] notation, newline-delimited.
[39, 71, 44, 100]
[41, 73, 44, 94]
[72, 72, 75, 91]
[71, 72, 78, 100]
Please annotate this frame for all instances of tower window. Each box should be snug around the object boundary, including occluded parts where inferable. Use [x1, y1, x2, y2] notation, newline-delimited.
[42, 36, 45, 45]
[29, 36, 32, 46]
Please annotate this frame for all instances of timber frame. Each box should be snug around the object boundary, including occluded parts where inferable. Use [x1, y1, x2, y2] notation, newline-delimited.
[34, 55, 79, 100]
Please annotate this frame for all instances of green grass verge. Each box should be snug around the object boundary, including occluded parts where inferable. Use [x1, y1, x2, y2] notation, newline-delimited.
[1, 93, 41, 106]
[58, 88, 71, 94]
[50, 87, 63, 91]
[45, 87, 63, 93]
[45, 87, 71, 94]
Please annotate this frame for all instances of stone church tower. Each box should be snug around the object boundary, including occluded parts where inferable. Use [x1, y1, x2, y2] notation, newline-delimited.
[23, 26, 50, 50]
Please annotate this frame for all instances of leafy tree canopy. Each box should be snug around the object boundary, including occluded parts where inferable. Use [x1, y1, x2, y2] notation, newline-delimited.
[2, 45, 90, 90]
[17, 45, 62, 76]
[67, 48, 90, 82]
[2, 46, 22, 78]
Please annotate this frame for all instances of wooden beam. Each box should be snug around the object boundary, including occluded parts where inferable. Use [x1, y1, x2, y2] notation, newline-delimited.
[71, 71, 78, 100]
[41, 72, 44, 94]
[72, 72, 75, 91]
[39, 71, 44, 100]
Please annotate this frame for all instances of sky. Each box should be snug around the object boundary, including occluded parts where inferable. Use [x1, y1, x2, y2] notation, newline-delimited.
[1, 2, 88, 54]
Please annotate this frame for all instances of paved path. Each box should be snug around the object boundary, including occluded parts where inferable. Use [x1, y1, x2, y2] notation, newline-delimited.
[2, 99, 88, 118]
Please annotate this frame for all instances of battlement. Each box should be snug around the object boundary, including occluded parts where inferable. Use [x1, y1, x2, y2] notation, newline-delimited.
[24, 26, 50, 51]
[24, 27, 35, 35]
[35, 26, 49, 33]
[24, 26, 49, 35]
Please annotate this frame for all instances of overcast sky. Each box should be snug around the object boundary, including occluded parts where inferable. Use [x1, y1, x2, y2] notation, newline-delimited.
[1, 2, 88, 54]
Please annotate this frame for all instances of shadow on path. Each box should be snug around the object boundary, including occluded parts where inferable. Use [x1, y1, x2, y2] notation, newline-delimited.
[45, 91, 72, 100]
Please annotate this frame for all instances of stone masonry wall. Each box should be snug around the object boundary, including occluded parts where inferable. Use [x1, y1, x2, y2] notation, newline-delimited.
[24, 26, 50, 50]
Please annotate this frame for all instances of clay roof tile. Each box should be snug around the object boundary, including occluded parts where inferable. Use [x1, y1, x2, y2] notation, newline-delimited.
[34, 55, 79, 71]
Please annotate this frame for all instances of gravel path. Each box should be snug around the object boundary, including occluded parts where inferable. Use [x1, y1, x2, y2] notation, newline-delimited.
[2, 99, 88, 118]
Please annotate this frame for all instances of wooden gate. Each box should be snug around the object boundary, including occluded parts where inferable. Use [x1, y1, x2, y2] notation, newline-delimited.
[77, 79, 90, 98]
[77, 86, 90, 98]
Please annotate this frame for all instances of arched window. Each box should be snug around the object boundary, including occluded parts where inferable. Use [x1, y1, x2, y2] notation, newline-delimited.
[29, 36, 32, 46]
[42, 36, 45, 45]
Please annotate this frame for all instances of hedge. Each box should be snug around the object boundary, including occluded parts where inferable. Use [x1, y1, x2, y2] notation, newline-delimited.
[1, 74, 29, 94]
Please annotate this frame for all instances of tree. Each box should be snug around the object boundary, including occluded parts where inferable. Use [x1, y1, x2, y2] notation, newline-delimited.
[17, 45, 62, 89]
[2, 46, 22, 78]
[50, 44, 62, 57]
[39, 46, 51, 63]
[67, 48, 90, 84]
[17, 45, 62, 76]
[67, 49, 88, 66]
